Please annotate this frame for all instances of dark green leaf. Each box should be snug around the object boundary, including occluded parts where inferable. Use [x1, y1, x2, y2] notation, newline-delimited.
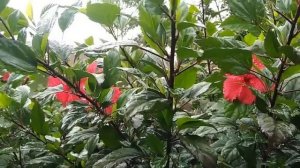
[7, 10, 28, 34]
[102, 51, 121, 88]
[264, 29, 281, 58]
[180, 135, 217, 168]
[143, 0, 164, 14]
[280, 46, 300, 64]
[30, 100, 48, 135]
[176, 117, 215, 130]
[100, 126, 122, 149]
[85, 3, 120, 26]
[145, 134, 165, 156]
[237, 144, 257, 168]
[221, 15, 260, 35]
[203, 48, 252, 74]
[93, 148, 142, 168]
[0, 35, 37, 72]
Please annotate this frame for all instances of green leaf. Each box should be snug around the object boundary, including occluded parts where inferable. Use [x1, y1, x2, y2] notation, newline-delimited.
[0, 35, 37, 72]
[7, 10, 28, 34]
[67, 127, 99, 144]
[176, 47, 200, 60]
[176, 117, 215, 130]
[221, 15, 260, 35]
[225, 102, 250, 120]
[180, 135, 217, 168]
[37, 4, 58, 34]
[280, 46, 300, 64]
[264, 29, 281, 58]
[143, 0, 164, 14]
[177, 21, 204, 31]
[145, 134, 165, 156]
[257, 113, 296, 146]
[0, 92, 12, 109]
[244, 33, 257, 46]
[12, 85, 30, 106]
[175, 67, 197, 89]
[236, 144, 257, 168]
[0, 0, 9, 13]
[221, 15, 260, 36]
[61, 110, 87, 131]
[28, 154, 64, 167]
[26, 1, 33, 21]
[198, 37, 246, 49]
[100, 126, 122, 149]
[182, 82, 211, 99]
[282, 65, 300, 82]
[276, 0, 292, 13]
[203, 48, 252, 74]
[58, 8, 77, 32]
[30, 100, 48, 135]
[102, 51, 121, 88]
[85, 3, 120, 27]
[206, 21, 217, 36]
[93, 148, 142, 168]
[125, 89, 169, 119]
[227, 0, 266, 23]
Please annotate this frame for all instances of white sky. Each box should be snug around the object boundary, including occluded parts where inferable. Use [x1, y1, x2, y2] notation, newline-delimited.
[8, 0, 130, 45]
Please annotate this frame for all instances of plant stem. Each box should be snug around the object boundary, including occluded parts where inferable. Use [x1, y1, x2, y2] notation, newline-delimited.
[166, 1, 178, 167]
[271, 4, 300, 107]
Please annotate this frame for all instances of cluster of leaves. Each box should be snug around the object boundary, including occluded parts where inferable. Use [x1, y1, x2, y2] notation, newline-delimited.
[0, 0, 300, 167]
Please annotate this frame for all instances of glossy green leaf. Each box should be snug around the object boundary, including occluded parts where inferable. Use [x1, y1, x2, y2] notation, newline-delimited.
[182, 82, 211, 99]
[281, 65, 300, 82]
[176, 117, 215, 130]
[58, 8, 77, 32]
[30, 100, 48, 135]
[85, 3, 120, 27]
[7, 10, 28, 34]
[145, 134, 165, 156]
[203, 48, 252, 74]
[0, 38, 37, 72]
[280, 46, 300, 64]
[143, 0, 164, 14]
[264, 29, 281, 58]
[180, 135, 217, 168]
[93, 148, 142, 168]
[100, 126, 122, 149]
[102, 51, 121, 88]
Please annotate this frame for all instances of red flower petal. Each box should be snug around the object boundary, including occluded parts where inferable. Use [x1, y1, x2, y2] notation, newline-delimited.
[244, 74, 267, 93]
[223, 74, 244, 102]
[48, 76, 80, 107]
[104, 87, 122, 115]
[252, 55, 265, 71]
[2, 72, 11, 81]
[238, 85, 256, 105]
[87, 61, 103, 74]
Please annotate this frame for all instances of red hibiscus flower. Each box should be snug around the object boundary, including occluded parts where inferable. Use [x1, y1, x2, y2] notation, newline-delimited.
[223, 55, 268, 105]
[48, 76, 83, 107]
[223, 74, 267, 105]
[48, 61, 121, 115]
[1, 72, 11, 82]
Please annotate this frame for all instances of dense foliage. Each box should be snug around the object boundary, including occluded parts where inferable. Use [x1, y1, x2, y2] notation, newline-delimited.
[1, 0, 300, 167]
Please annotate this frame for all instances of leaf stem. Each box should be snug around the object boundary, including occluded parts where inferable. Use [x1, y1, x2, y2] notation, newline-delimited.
[0, 17, 15, 40]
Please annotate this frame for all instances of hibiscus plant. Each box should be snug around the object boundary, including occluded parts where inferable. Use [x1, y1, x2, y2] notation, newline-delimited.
[1, 0, 300, 167]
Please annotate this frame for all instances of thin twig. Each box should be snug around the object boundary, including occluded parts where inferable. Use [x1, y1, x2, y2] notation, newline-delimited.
[177, 62, 198, 76]
[0, 17, 15, 40]
[273, 8, 293, 24]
